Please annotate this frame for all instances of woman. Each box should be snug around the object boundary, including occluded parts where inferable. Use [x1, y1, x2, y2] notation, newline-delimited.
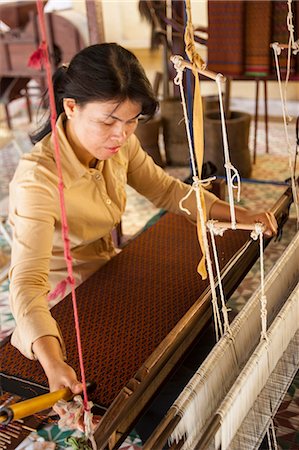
[9, 43, 277, 396]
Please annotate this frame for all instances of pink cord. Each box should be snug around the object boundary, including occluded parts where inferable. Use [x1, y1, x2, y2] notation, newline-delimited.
[30, 0, 89, 410]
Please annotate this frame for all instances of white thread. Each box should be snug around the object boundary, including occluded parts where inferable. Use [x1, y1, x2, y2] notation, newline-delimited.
[270, 418, 278, 450]
[287, 0, 299, 54]
[271, 42, 299, 226]
[216, 75, 241, 229]
[267, 427, 272, 450]
[192, 177, 223, 340]
[169, 231, 299, 450]
[173, 59, 224, 340]
[179, 176, 216, 215]
[207, 220, 232, 335]
[173, 55, 197, 177]
[251, 223, 268, 340]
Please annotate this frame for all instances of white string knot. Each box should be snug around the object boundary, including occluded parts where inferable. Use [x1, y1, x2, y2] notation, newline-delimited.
[215, 73, 225, 85]
[286, 0, 298, 53]
[171, 55, 185, 86]
[224, 162, 241, 202]
[292, 39, 299, 55]
[174, 68, 184, 86]
[250, 222, 265, 240]
[271, 42, 282, 56]
[179, 176, 216, 215]
[287, 9, 294, 33]
[207, 220, 226, 237]
[222, 306, 233, 335]
[260, 294, 268, 342]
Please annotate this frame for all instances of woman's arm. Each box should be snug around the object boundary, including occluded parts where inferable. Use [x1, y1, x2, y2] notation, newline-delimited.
[127, 136, 278, 236]
[209, 199, 278, 237]
[32, 336, 82, 393]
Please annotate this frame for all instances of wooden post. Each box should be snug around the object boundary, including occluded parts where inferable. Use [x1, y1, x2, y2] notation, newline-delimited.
[85, 0, 105, 45]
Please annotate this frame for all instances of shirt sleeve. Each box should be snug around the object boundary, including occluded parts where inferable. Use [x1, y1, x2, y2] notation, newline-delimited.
[127, 134, 219, 221]
[9, 168, 65, 360]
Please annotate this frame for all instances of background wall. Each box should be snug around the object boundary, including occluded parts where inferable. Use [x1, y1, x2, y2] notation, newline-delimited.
[70, 0, 298, 102]
[72, 0, 207, 48]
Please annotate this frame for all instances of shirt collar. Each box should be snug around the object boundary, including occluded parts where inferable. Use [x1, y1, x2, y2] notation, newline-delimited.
[53, 113, 90, 188]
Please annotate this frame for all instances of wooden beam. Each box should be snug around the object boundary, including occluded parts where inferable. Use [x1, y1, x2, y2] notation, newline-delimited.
[85, 0, 105, 45]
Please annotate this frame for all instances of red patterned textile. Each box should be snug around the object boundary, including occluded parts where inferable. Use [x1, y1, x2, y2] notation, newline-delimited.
[244, 1, 272, 75]
[207, 1, 245, 76]
[0, 213, 249, 409]
[207, 0, 299, 78]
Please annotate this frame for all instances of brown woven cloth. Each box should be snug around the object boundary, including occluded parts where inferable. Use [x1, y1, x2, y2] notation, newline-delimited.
[244, 1, 272, 76]
[0, 213, 249, 409]
[207, 0, 245, 76]
[271, 1, 296, 75]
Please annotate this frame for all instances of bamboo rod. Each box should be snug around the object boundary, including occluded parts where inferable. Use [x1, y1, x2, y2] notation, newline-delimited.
[271, 43, 292, 49]
[0, 388, 72, 425]
[170, 55, 226, 83]
[207, 221, 263, 232]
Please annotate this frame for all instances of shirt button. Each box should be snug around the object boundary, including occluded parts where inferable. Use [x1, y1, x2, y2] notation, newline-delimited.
[95, 174, 101, 180]
[106, 198, 112, 205]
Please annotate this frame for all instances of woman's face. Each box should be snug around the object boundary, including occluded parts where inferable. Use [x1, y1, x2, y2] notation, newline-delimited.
[64, 98, 142, 163]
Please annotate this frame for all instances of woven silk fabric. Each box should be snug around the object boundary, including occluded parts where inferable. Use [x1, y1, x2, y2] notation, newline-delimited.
[271, 1, 296, 74]
[207, 1, 299, 78]
[207, 1, 245, 76]
[0, 213, 249, 408]
[244, 1, 272, 75]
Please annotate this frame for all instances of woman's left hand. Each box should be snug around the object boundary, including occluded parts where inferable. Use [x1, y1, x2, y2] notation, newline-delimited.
[209, 200, 278, 238]
[239, 210, 278, 237]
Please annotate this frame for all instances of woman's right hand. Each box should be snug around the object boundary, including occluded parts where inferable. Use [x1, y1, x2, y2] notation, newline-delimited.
[32, 335, 82, 394]
[45, 359, 83, 395]
[45, 359, 83, 420]
[32, 335, 83, 420]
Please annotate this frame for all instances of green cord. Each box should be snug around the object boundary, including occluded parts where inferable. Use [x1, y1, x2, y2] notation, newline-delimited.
[65, 435, 93, 450]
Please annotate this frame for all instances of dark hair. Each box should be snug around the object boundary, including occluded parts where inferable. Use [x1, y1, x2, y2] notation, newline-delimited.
[31, 43, 159, 143]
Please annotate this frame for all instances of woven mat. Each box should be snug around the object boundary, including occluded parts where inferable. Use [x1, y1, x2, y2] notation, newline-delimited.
[0, 213, 249, 409]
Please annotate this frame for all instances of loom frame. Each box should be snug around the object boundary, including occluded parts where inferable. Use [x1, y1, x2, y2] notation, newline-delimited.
[94, 184, 294, 450]
[142, 185, 297, 450]
[0, 185, 294, 450]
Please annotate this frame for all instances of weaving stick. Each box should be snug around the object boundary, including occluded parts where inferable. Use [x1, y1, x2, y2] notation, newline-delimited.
[0, 388, 72, 425]
[0, 380, 96, 426]
[169, 55, 226, 83]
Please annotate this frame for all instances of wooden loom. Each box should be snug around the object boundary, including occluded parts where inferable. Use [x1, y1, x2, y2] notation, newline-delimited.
[144, 210, 299, 450]
[0, 182, 295, 450]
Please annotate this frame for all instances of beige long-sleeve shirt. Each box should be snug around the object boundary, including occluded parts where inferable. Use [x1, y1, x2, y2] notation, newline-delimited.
[9, 114, 218, 359]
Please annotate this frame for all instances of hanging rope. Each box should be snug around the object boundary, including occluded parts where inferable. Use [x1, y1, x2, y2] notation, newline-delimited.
[173, 0, 242, 340]
[207, 221, 231, 335]
[173, 58, 224, 339]
[251, 223, 268, 341]
[215, 75, 241, 229]
[28, 1, 95, 445]
[183, 0, 208, 279]
[270, 0, 299, 227]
